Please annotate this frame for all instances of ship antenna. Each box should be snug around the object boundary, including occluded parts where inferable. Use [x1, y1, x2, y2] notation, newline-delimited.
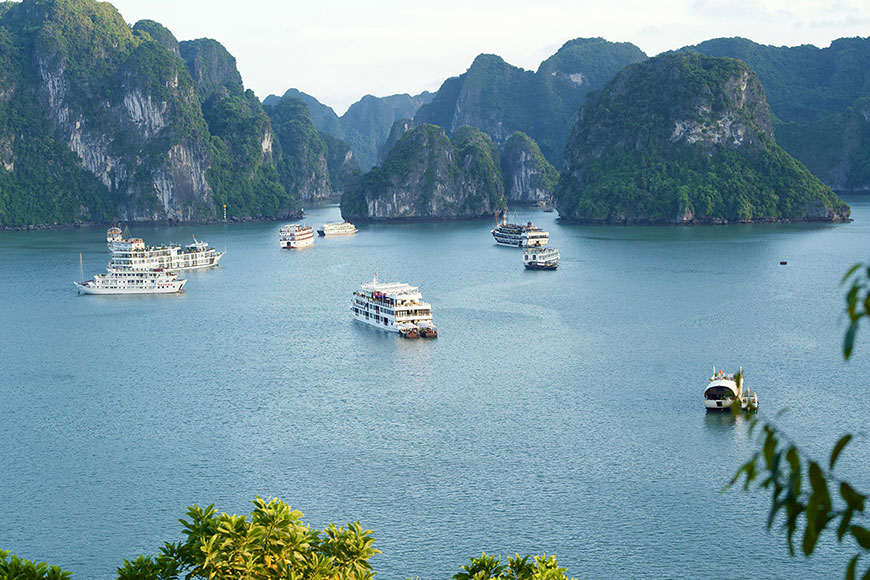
[78, 252, 84, 294]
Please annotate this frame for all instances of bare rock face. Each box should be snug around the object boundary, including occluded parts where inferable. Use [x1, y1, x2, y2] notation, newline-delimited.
[500, 132, 558, 203]
[341, 124, 506, 221]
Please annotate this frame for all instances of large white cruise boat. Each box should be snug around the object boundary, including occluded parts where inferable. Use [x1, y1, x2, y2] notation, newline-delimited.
[108, 237, 223, 270]
[523, 247, 560, 270]
[280, 224, 315, 248]
[75, 268, 186, 295]
[317, 222, 358, 236]
[491, 219, 549, 247]
[106, 228, 223, 270]
[351, 275, 437, 338]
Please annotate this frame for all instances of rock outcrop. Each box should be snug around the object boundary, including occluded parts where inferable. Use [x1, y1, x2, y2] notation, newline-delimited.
[556, 52, 849, 224]
[500, 132, 558, 203]
[414, 39, 647, 166]
[341, 124, 505, 221]
[684, 37, 870, 192]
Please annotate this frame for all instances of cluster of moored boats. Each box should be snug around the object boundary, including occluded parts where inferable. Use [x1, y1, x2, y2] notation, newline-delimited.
[491, 218, 561, 270]
[74, 227, 224, 294]
[279, 222, 358, 248]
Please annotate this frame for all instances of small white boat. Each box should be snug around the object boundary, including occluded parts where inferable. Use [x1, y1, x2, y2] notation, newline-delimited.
[523, 247, 560, 270]
[491, 219, 549, 247]
[704, 367, 758, 411]
[280, 224, 314, 248]
[317, 222, 358, 236]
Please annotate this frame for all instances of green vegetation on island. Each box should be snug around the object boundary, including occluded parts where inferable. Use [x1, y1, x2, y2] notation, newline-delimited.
[684, 37, 870, 191]
[556, 52, 849, 224]
[341, 124, 506, 221]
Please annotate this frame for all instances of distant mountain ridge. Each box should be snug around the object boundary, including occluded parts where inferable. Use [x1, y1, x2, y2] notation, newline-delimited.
[415, 38, 648, 166]
[263, 89, 433, 171]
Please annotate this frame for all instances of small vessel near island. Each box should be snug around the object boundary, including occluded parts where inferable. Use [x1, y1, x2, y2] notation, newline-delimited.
[317, 222, 358, 236]
[280, 224, 315, 248]
[106, 227, 223, 270]
[491, 219, 549, 247]
[75, 268, 186, 295]
[704, 367, 758, 411]
[351, 274, 437, 338]
[523, 247, 560, 270]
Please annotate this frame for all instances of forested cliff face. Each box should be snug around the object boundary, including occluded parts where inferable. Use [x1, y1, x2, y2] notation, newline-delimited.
[414, 38, 647, 166]
[0, 0, 357, 227]
[340, 125, 505, 221]
[685, 37, 870, 192]
[556, 52, 849, 224]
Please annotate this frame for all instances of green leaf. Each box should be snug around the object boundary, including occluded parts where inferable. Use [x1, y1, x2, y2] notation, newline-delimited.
[846, 555, 858, 580]
[831, 434, 853, 470]
[845, 321, 859, 360]
[851, 525, 870, 549]
[843, 263, 863, 283]
[841, 482, 866, 510]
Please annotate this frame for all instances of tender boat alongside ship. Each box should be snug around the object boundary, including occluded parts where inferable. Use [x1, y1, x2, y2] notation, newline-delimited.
[523, 247, 560, 270]
[351, 275, 437, 338]
[280, 224, 315, 248]
[704, 368, 758, 411]
[106, 228, 223, 270]
[75, 268, 186, 294]
[491, 219, 549, 247]
[317, 222, 358, 236]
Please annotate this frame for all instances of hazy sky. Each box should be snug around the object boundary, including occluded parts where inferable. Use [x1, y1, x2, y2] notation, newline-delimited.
[105, 0, 870, 114]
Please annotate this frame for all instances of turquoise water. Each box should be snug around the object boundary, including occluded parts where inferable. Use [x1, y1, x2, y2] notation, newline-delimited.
[2, 199, 870, 579]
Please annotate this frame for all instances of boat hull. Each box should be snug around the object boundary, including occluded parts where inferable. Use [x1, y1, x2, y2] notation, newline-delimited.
[524, 262, 558, 270]
[280, 238, 314, 249]
[74, 279, 187, 295]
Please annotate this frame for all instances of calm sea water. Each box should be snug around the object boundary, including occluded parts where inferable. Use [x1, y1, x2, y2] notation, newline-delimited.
[3, 199, 870, 579]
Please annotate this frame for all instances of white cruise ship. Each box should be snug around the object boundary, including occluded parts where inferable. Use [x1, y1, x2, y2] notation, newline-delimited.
[108, 236, 223, 270]
[106, 228, 223, 270]
[280, 224, 315, 248]
[351, 275, 437, 338]
[317, 222, 358, 236]
[75, 268, 186, 295]
[491, 219, 549, 247]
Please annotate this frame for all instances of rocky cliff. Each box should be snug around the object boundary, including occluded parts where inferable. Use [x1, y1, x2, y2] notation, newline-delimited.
[500, 132, 558, 203]
[685, 37, 870, 192]
[414, 39, 647, 166]
[556, 52, 849, 224]
[0, 0, 349, 227]
[341, 124, 505, 221]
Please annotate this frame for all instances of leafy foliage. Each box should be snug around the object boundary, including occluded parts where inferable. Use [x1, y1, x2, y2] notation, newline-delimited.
[453, 553, 575, 580]
[0, 549, 71, 580]
[729, 263, 870, 579]
[500, 132, 558, 200]
[116, 497, 379, 580]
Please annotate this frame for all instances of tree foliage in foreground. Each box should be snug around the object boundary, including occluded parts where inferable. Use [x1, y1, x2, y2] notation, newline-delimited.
[728, 264, 870, 579]
[453, 553, 574, 580]
[116, 497, 379, 580]
[0, 550, 71, 580]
